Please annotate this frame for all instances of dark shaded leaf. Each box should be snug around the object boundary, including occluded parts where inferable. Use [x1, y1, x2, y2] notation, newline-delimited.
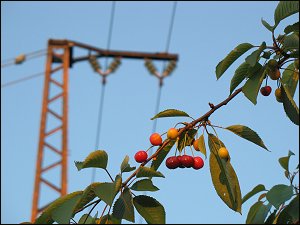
[245, 42, 266, 67]
[230, 62, 250, 94]
[216, 43, 254, 79]
[274, 1, 299, 28]
[278, 150, 295, 172]
[242, 184, 266, 204]
[136, 167, 164, 178]
[242, 64, 266, 105]
[130, 179, 159, 192]
[120, 155, 136, 173]
[246, 201, 272, 224]
[133, 195, 165, 224]
[177, 129, 197, 153]
[266, 184, 294, 209]
[261, 18, 274, 32]
[75, 150, 108, 171]
[277, 195, 299, 224]
[284, 22, 299, 34]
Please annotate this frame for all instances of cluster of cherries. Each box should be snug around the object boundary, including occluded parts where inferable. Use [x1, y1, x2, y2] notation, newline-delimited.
[134, 127, 205, 170]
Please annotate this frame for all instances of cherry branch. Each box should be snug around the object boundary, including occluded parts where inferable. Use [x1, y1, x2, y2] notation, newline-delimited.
[122, 87, 243, 187]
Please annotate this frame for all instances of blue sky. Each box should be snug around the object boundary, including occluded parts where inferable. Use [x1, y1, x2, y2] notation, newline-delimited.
[1, 1, 299, 224]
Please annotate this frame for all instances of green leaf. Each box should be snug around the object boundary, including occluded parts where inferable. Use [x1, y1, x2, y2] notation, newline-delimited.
[284, 22, 299, 34]
[208, 134, 242, 213]
[120, 155, 136, 173]
[34, 191, 83, 224]
[245, 42, 266, 67]
[99, 214, 121, 224]
[133, 195, 166, 224]
[242, 184, 266, 204]
[274, 1, 299, 28]
[73, 183, 99, 215]
[177, 129, 197, 153]
[277, 195, 299, 224]
[283, 33, 299, 51]
[261, 18, 274, 32]
[230, 62, 250, 94]
[216, 43, 254, 79]
[151, 109, 189, 120]
[281, 63, 299, 98]
[151, 140, 176, 170]
[246, 201, 272, 224]
[197, 134, 207, 159]
[112, 187, 135, 222]
[278, 150, 295, 172]
[75, 150, 108, 171]
[130, 179, 159, 192]
[93, 176, 122, 206]
[266, 184, 294, 209]
[151, 140, 176, 171]
[281, 83, 299, 125]
[225, 125, 269, 151]
[261, 51, 271, 59]
[78, 214, 95, 224]
[136, 166, 165, 178]
[242, 64, 266, 105]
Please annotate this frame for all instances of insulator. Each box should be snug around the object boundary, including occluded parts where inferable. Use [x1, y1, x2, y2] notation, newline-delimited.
[88, 56, 101, 72]
[108, 58, 121, 73]
[15, 54, 26, 64]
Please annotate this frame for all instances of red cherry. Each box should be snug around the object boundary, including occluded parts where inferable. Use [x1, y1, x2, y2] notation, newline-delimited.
[134, 151, 148, 163]
[260, 86, 272, 96]
[181, 155, 194, 168]
[150, 133, 163, 146]
[176, 156, 185, 168]
[166, 156, 180, 169]
[193, 156, 204, 170]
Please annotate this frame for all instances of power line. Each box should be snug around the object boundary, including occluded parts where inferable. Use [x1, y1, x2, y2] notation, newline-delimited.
[1, 49, 47, 68]
[91, 1, 117, 184]
[1, 71, 44, 88]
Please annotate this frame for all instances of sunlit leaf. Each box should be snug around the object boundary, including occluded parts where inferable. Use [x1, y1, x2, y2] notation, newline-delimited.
[177, 129, 197, 153]
[151, 140, 176, 171]
[197, 134, 207, 159]
[225, 125, 268, 150]
[151, 109, 189, 120]
[281, 63, 299, 98]
[281, 84, 299, 125]
[261, 18, 274, 32]
[208, 134, 242, 213]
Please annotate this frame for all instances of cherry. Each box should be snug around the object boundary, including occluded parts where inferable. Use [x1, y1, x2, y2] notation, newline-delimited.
[176, 156, 185, 168]
[166, 156, 180, 169]
[134, 151, 148, 163]
[218, 147, 229, 160]
[193, 139, 200, 151]
[150, 133, 163, 146]
[181, 155, 194, 168]
[193, 156, 204, 170]
[275, 88, 283, 102]
[167, 128, 179, 140]
[260, 86, 272, 96]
